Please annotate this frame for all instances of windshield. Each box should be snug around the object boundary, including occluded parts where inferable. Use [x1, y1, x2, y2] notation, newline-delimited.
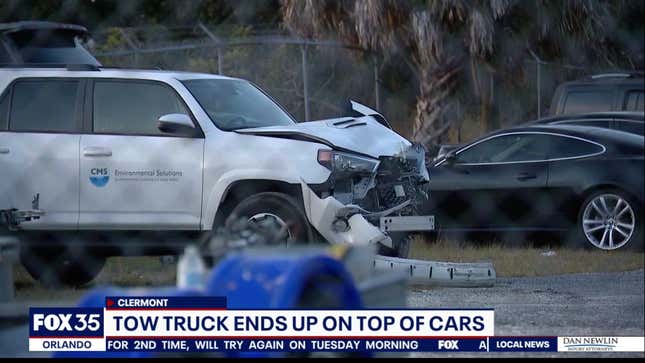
[182, 78, 295, 130]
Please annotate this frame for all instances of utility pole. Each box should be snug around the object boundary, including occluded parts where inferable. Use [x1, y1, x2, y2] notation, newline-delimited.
[528, 47, 544, 119]
[301, 44, 310, 121]
[198, 22, 224, 75]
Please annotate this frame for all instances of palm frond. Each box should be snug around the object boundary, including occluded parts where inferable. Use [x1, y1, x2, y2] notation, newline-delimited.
[281, 0, 358, 44]
[354, 0, 408, 51]
[410, 10, 443, 68]
[561, 0, 609, 42]
[427, 0, 468, 28]
[468, 7, 494, 59]
[489, 0, 515, 20]
[280, 0, 314, 38]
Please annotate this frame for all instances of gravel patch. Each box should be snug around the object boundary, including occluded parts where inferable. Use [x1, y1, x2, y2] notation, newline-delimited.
[407, 269, 645, 357]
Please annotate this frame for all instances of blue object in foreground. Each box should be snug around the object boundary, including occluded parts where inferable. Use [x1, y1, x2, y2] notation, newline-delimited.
[54, 251, 364, 358]
[206, 251, 365, 358]
[207, 251, 363, 309]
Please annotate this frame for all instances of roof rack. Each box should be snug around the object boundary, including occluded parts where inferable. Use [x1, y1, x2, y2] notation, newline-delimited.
[586, 71, 644, 80]
[66, 64, 100, 71]
[0, 21, 89, 35]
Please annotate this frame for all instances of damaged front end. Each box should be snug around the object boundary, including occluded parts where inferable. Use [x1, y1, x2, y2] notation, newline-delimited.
[304, 143, 434, 249]
[300, 144, 496, 287]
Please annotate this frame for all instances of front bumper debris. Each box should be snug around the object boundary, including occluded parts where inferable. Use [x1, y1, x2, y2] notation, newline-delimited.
[300, 177, 435, 247]
[379, 215, 435, 233]
[301, 181, 496, 287]
[301, 181, 393, 247]
[372, 255, 496, 287]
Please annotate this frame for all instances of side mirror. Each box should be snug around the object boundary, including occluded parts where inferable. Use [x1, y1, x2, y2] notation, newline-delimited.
[444, 151, 458, 165]
[157, 114, 196, 136]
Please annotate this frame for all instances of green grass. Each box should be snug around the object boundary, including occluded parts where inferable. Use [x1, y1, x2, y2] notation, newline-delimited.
[13, 256, 177, 302]
[12, 239, 644, 302]
[410, 238, 644, 277]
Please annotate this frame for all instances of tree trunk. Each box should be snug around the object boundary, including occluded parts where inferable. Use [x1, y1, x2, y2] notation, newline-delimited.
[480, 69, 494, 132]
[412, 61, 460, 148]
[471, 59, 494, 133]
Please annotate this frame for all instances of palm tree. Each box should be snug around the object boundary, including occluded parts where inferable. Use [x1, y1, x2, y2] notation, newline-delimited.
[280, 0, 642, 148]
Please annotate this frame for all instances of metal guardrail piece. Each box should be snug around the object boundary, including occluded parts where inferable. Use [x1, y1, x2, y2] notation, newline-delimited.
[372, 255, 496, 288]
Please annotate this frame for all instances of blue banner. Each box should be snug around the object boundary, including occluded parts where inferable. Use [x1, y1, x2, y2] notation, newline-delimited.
[105, 338, 496, 353]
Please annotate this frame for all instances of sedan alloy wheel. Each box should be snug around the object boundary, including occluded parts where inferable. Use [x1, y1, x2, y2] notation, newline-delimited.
[582, 193, 636, 250]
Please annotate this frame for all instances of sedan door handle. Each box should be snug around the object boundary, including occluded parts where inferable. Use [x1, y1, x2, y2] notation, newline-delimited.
[83, 147, 112, 157]
[0, 147, 9, 154]
[516, 172, 537, 181]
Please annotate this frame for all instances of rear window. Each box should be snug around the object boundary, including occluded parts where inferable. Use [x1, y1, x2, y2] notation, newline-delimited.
[9, 79, 80, 132]
[563, 90, 614, 114]
[623, 90, 644, 111]
[548, 135, 604, 159]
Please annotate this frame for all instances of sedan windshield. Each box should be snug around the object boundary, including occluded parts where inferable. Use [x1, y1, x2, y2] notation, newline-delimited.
[182, 78, 295, 130]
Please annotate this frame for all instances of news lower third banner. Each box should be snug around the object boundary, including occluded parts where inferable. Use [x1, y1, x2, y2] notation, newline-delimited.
[28, 297, 644, 354]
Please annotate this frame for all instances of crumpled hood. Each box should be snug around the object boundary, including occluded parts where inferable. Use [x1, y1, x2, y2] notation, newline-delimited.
[235, 116, 411, 158]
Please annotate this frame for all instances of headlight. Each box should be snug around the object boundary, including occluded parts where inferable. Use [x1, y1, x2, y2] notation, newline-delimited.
[317, 150, 379, 173]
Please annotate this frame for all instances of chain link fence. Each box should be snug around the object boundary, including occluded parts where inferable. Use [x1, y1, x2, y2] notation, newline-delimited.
[86, 24, 627, 146]
[89, 24, 385, 124]
[1, 17, 641, 307]
[446, 59, 619, 146]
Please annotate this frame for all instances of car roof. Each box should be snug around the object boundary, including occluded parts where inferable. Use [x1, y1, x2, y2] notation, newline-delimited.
[557, 72, 644, 87]
[531, 112, 644, 124]
[435, 123, 643, 164]
[0, 67, 239, 83]
[489, 123, 644, 147]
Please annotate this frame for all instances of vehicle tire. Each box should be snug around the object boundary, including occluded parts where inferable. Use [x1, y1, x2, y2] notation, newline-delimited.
[20, 245, 106, 287]
[570, 189, 643, 251]
[227, 192, 314, 246]
[377, 232, 412, 258]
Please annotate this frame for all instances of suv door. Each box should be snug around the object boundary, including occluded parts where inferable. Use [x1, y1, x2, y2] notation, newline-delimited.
[0, 78, 83, 228]
[78, 79, 204, 229]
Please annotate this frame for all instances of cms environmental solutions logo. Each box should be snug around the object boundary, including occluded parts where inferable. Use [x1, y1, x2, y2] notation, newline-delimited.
[89, 168, 110, 187]
[558, 337, 644, 352]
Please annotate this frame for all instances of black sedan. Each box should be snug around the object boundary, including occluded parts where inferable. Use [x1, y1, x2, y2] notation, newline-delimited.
[425, 124, 644, 250]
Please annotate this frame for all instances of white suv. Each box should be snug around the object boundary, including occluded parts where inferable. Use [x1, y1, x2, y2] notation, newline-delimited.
[0, 22, 433, 286]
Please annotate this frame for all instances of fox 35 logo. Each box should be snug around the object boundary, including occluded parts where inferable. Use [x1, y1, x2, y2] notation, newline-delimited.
[29, 308, 104, 337]
[89, 168, 110, 187]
